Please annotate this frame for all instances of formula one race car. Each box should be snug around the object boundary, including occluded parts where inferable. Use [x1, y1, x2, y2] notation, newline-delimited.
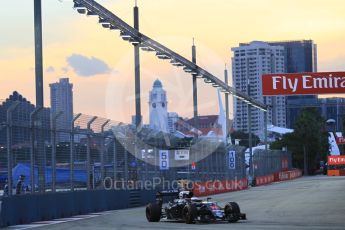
[146, 190, 246, 224]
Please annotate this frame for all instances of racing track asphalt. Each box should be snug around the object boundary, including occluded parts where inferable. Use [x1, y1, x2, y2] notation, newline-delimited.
[11, 175, 345, 230]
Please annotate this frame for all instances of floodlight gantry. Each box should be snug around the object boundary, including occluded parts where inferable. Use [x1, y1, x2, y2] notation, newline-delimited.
[71, 0, 268, 111]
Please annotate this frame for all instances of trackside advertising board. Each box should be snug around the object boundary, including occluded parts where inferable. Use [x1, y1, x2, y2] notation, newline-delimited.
[262, 72, 345, 96]
[328, 155, 345, 166]
[336, 137, 345, 145]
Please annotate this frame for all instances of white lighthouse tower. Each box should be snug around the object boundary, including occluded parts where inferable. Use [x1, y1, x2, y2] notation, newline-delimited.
[149, 79, 168, 133]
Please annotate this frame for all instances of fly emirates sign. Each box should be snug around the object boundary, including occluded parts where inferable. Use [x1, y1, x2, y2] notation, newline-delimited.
[262, 72, 345, 96]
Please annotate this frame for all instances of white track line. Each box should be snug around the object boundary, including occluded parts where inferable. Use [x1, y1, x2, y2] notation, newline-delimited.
[7, 211, 113, 229]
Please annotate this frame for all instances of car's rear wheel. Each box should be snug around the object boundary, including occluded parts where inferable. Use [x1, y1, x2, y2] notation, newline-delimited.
[183, 204, 197, 224]
[146, 203, 161, 222]
[224, 202, 240, 223]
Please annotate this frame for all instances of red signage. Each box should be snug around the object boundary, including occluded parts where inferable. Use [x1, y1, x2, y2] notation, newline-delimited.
[262, 72, 345, 96]
[193, 179, 248, 196]
[336, 137, 345, 145]
[281, 158, 289, 170]
[328, 156, 345, 165]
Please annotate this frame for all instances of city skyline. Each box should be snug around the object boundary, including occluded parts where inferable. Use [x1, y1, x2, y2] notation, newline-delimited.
[1, 0, 345, 124]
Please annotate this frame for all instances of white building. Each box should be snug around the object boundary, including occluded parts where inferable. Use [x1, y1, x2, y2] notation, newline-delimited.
[231, 41, 286, 140]
[168, 112, 179, 133]
[50, 78, 73, 142]
[149, 79, 169, 133]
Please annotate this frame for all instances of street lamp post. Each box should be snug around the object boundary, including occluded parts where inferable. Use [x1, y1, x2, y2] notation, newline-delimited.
[247, 82, 254, 183]
[134, 1, 141, 128]
[192, 39, 198, 133]
[224, 65, 229, 144]
[34, 0, 44, 108]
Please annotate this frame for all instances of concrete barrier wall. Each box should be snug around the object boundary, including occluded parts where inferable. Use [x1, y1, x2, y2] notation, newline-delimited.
[254, 169, 303, 187]
[273, 169, 303, 182]
[255, 174, 275, 186]
[0, 189, 156, 227]
[193, 178, 248, 197]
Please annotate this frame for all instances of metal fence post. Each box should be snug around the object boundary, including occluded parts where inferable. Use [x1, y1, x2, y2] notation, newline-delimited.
[124, 145, 128, 185]
[30, 107, 43, 193]
[70, 113, 81, 191]
[87, 116, 97, 190]
[264, 111, 268, 151]
[101, 120, 110, 186]
[113, 137, 117, 183]
[6, 101, 20, 196]
[247, 82, 254, 183]
[51, 111, 63, 193]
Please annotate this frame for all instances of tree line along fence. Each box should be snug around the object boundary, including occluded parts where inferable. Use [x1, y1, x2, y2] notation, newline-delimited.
[0, 102, 293, 196]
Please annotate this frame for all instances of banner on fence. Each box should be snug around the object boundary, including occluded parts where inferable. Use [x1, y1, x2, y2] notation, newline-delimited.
[193, 178, 248, 196]
[228, 150, 236, 169]
[191, 162, 196, 170]
[255, 174, 275, 186]
[141, 149, 154, 159]
[282, 158, 289, 171]
[159, 150, 169, 170]
[328, 155, 345, 165]
[336, 137, 345, 145]
[175, 150, 190, 160]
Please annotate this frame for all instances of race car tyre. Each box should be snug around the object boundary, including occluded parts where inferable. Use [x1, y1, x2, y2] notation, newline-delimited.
[224, 202, 240, 223]
[146, 203, 161, 222]
[183, 204, 197, 224]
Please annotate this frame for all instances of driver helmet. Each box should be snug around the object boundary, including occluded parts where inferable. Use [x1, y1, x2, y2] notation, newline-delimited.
[179, 191, 191, 199]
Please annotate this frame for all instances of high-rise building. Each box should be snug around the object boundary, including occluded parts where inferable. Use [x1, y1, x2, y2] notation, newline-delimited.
[267, 40, 318, 128]
[49, 78, 73, 142]
[232, 41, 286, 139]
[0, 91, 51, 146]
[268, 40, 317, 73]
[0, 92, 51, 168]
[149, 79, 168, 133]
[320, 98, 345, 132]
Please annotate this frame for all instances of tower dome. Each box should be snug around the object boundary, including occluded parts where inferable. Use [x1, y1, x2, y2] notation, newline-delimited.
[153, 79, 162, 88]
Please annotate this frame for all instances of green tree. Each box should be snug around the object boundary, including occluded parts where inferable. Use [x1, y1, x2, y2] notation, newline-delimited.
[271, 108, 329, 175]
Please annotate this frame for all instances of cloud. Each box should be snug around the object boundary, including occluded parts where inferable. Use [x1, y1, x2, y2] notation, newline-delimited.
[66, 54, 112, 77]
[46, 66, 55, 73]
[61, 66, 69, 74]
[319, 56, 345, 72]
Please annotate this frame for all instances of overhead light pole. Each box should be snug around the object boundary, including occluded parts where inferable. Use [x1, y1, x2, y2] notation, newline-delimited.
[248, 81, 254, 183]
[34, 0, 44, 108]
[70, 0, 269, 112]
[134, 0, 141, 128]
[192, 38, 198, 133]
[224, 64, 229, 144]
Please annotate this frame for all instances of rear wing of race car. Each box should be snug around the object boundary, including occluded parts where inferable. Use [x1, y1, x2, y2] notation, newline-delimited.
[156, 190, 180, 198]
[155, 190, 180, 205]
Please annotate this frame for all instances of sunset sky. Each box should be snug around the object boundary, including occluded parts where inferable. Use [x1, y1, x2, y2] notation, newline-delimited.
[0, 0, 344, 123]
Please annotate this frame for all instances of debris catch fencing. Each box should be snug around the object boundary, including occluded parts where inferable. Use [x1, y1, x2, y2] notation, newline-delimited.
[0, 102, 292, 196]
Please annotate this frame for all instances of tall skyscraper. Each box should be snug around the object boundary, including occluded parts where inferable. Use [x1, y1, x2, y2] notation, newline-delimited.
[0, 91, 51, 147]
[50, 78, 73, 142]
[232, 41, 286, 139]
[268, 40, 317, 73]
[267, 40, 318, 128]
[149, 79, 168, 133]
[320, 98, 345, 132]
